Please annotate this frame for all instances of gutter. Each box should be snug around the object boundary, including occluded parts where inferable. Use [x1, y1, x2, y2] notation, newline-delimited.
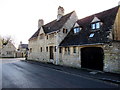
[59, 43, 104, 47]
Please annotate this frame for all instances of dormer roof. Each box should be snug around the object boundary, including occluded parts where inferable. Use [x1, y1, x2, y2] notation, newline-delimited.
[91, 16, 100, 23]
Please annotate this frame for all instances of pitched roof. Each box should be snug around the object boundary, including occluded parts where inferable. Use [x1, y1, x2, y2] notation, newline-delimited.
[29, 11, 74, 40]
[60, 6, 119, 47]
[43, 11, 74, 33]
[20, 44, 28, 49]
[29, 28, 40, 40]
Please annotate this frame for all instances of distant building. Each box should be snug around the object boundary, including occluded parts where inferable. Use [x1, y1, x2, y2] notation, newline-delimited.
[28, 5, 120, 73]
[17, 41, 28, 57]
[1, 41, 16, 58]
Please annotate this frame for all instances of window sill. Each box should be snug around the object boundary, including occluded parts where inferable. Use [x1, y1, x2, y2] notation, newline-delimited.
[91, 29, 101, 32]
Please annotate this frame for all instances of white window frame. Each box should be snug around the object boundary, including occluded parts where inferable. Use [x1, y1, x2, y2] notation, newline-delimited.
[74, 27, 80, 34]
[91, 23, 96, 29]
[96, 22, 100, 29]
[89, 33, 95, 38]
[91, 22, 100, 30]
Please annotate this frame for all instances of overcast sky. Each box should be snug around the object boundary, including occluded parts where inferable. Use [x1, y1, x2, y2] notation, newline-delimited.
[0, 0, 119, 48]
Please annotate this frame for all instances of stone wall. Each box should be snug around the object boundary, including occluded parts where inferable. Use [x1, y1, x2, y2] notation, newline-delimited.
[60, 43, 120, 74]
[59, 46, 81, 68]
[113, 7, 120, 40]
[103, 42, 120, 73]
[29, 37, 120, 73]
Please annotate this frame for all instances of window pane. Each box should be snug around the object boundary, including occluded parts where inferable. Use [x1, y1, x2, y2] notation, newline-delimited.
[74, 28, 80, 33]
[66, 29, 68, 33]
[40, 34, 44, 39]
[73, 47, 76, 53]
[30, 48, 32, 53]
[46, 47, 48, 52]
[89, 33, 94, 37]
[41, 47, 42, 52]
[68, 47, 70, 54]
[92, 24, 95, 29]
[46, 35, 48, 39]
[54, 46, 56, 52]
[65, 47, 67, 54]
[76, 28, 80, 32]
[96, 22, 100, 29]
[59, 47, 62, 53]
[74, 28, 77, 33]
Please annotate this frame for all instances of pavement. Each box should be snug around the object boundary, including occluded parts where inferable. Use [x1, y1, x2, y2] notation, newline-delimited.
[23, 59, 120, 85]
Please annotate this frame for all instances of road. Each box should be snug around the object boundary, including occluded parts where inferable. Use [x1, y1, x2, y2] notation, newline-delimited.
[1, 58, 119, 88]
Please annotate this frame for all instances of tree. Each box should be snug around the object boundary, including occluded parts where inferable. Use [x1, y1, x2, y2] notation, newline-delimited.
[2, 36, 14, 46]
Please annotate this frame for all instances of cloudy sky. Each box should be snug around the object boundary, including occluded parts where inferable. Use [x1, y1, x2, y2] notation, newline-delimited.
[0, 0, 119, 47]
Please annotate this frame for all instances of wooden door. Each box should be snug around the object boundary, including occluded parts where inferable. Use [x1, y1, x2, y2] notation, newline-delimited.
[81, 47, 104, 71]
[49, 46, 54, 59]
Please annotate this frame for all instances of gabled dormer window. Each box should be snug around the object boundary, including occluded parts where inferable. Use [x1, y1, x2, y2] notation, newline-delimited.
[91, 16, 101, 30]
[74, 27, 81, 34]
[91, 22, 100, 30]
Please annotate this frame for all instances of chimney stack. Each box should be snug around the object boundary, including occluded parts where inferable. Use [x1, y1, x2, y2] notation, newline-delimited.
[57, 6, 64, 21]
[38, 19, 44, 29]
[118, 1, 120, 6]
[20, 41, 22, 45]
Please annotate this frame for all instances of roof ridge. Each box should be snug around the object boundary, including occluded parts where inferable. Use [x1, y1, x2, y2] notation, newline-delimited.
[29, 11, 74, 40]
[78, 6, 119, 22]
[43, 11, 75, 27]
[42, 11, 74, 34]
[60, 6, 119, 47]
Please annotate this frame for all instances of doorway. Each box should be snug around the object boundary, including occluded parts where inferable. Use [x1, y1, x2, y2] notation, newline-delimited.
[49, 46, 54, 59]
[81, 47, 104, 71]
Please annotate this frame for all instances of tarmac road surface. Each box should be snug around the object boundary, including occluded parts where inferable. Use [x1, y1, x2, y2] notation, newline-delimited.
[1, 58, 119, 88]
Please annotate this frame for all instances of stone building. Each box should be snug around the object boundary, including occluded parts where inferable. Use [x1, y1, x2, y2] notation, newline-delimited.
[28, 5, 120, 73]
[1, 41, 16, 58]
[28, 6, 78, 64]
[17, 41, 28, 57]
[60, 5, 120, 73]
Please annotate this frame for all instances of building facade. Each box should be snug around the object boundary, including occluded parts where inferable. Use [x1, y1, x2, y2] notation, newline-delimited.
[1, 41, 16, 58]
[60, 6, 120, 73]
[17, 41, 28, 58]
[28, 5, 120, 73]
[28, 6, 78, 64]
